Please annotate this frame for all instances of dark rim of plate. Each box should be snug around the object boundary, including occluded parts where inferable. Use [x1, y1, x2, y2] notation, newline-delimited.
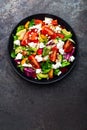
[8, 13, 78, 84]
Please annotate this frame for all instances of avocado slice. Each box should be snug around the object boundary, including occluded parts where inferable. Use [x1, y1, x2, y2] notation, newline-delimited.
[16, 29, 26, 40]
[62, 29, 72, 37]
[37, 73, 48, 80]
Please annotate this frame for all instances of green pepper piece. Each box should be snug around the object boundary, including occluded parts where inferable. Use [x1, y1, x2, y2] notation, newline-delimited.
[61, 60, 70, 67]
[29, 19, 35, 27]
[54, 69, 60, 75]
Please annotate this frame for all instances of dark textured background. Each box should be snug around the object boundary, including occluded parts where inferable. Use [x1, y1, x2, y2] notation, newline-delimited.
[0, 0, 87, 130]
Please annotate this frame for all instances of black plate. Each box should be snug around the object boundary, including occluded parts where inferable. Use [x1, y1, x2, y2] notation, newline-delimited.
[8, 13, 78, 84]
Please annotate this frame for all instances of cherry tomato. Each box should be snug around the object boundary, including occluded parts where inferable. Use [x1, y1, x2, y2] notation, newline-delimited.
[51, 46, 58, 52]
[63, 40, 73, 53]
[37, 48, 43, 55]
[49, 50, 57, 62]
[51, 20, 58, 26]
[34, 19, 43, 25]
[44, 27, 54, 36]
[57, 33, 65, 39]
[28, 55, 40, 69]
[21, 40, 27, 46]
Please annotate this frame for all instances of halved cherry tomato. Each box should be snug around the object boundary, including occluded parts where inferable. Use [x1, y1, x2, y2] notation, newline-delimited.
[48, 69, 53, 79]
[44, 27, 54, 36]
[34, 19, 43, 25]
[51, 46, 58, 52]
[21, 40, 27, 46]
[37, 48, 43, 55]
[41, 26, 54, 36]
[28, 55, 40, 69]
[29, 32, 38, 42]
[63, 40, 73, 53]
[51, 33, 57, 39]
[49, 50, 57, 62]
[57, 33, 65, 39]
[51, 20, 58, 26]
[41, 29, 47, 35]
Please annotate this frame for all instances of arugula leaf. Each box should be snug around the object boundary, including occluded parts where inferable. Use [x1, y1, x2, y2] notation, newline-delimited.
[42, 47, 50, 56]
[11, 50, 16, 58]
[13, 35, 18, 41]
[16, 25, 25, 32]
[17, 64, 24, 72]
[41, 60, 52, 73]
[29, 19, 35, 27]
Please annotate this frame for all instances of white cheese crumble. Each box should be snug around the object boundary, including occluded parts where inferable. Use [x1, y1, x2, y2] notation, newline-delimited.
[55, 26, 62, 32]
[57, 40, 64, 55]
[14, 40, 20, 46]
[22, 63, 32, 67]
[36, 69, 42, 74]
[43, 55, 49, 61]
[59, 48, 64, 55]
[69, 56, 75, 62]
[57, 71, 62, 76]
[39, 42, 45, 48]
[29, 24, 41, 32]
[57, 40, 64, 48]
[52, 62, 62, 69]
[15, 53, 22, 60]
[44, 17, 52, 24]
[28, 42, 37, 48]
[35, 55, 43, 62]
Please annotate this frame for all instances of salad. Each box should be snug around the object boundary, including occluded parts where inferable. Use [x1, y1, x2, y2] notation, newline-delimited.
[11, 17, 75, 80]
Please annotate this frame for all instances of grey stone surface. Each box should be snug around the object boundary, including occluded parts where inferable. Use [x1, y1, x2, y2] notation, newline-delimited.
[0, 0, 87, 130]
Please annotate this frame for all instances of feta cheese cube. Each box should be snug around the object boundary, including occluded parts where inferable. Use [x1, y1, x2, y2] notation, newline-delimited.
[35, 55, 43, 62]
[15, 53, 22, 60]
[44, 17, 52, 24]
[55, 26, 62, 32]
[69, 56, 75, 62]
[22, 63, 32, 67]
[39, 42, 45, 48]
[28, 42, 37, 48]
[14, 40, 20, 45]
[52, 62, 61, 69]
[43, 55, 49, 61]
[59, 48, 64, 55]
[29, 24, 41, 32]
[36, 69, 41, 74]
[57, 71, 62, 76]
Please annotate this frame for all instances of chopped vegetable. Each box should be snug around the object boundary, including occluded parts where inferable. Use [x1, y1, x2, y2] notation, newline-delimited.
[17, 25, 25, 32]
[41, 60, 52, 73]
[29, 19, 35, 27]
[48, 69, 53, 78]
[37, 73, 48, 80]
[16, 29, 26, 40]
